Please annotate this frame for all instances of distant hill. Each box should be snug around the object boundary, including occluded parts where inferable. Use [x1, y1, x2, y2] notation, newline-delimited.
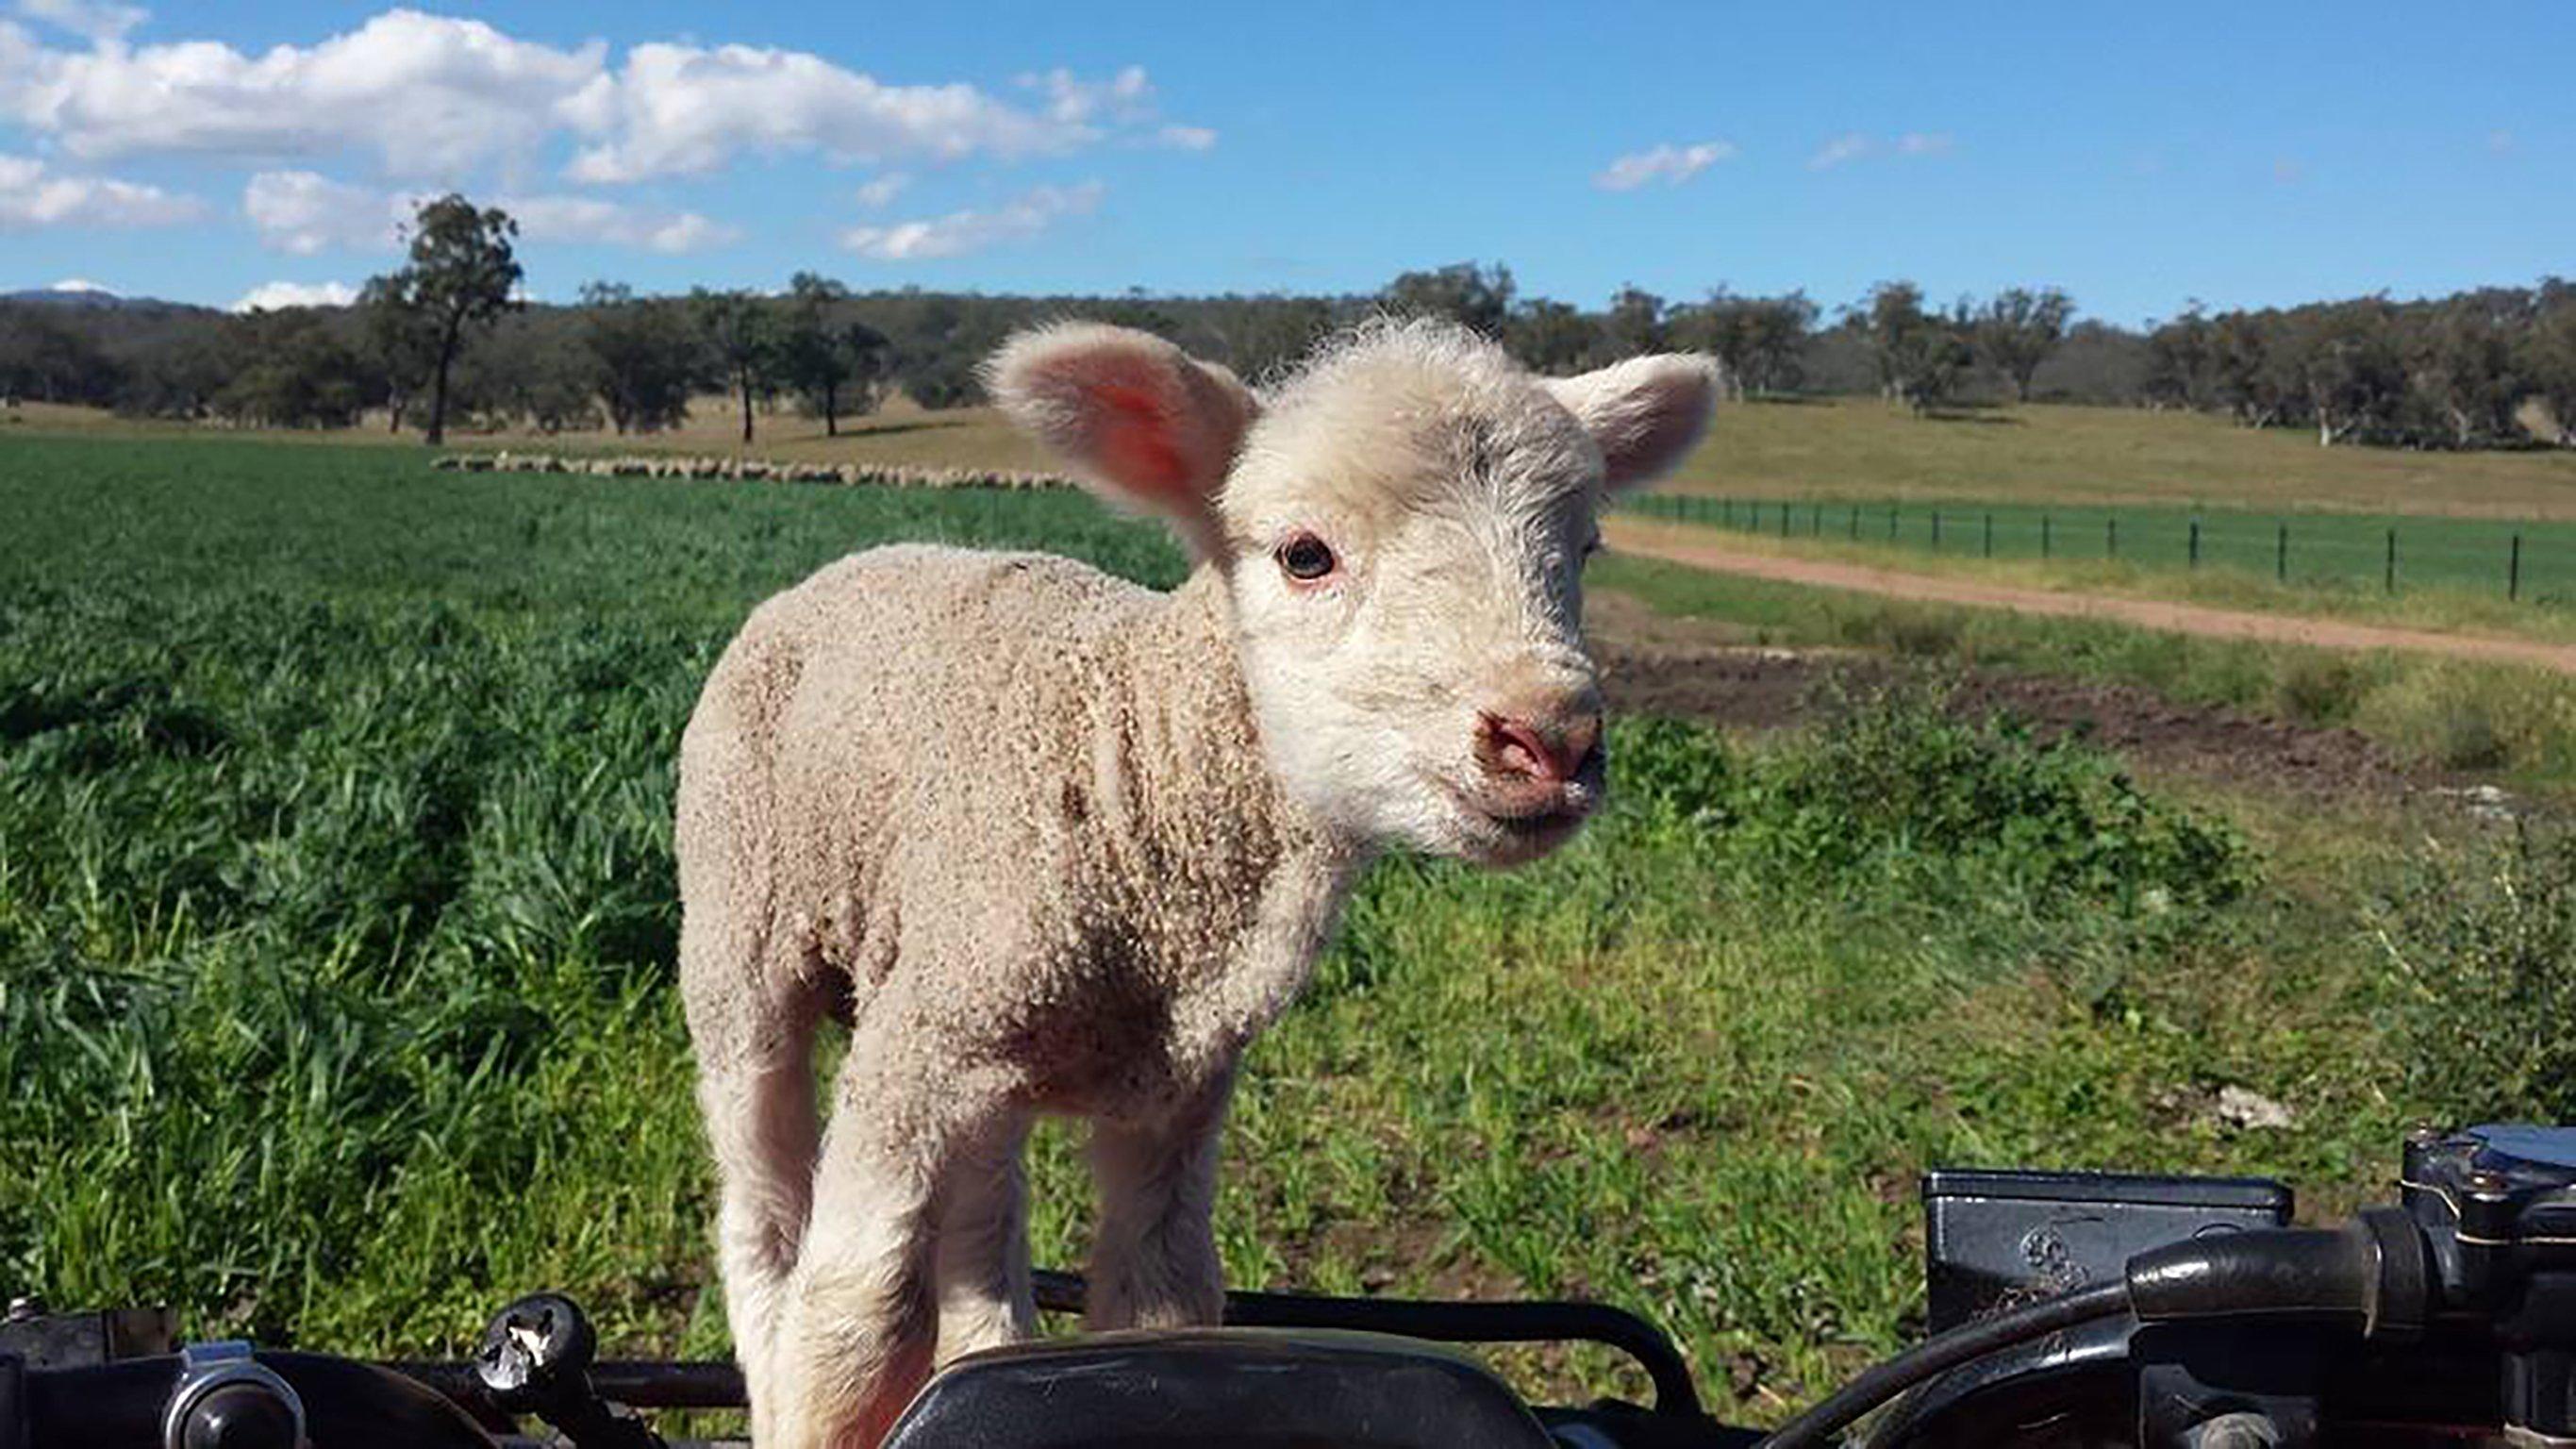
[3, 286, 202, 312]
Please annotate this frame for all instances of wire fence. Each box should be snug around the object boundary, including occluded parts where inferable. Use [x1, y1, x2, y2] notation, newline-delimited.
[1621, 494, 2576, 606]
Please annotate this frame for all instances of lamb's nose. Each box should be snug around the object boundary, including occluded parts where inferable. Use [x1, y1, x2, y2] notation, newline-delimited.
[1476, 709, 1603, 784]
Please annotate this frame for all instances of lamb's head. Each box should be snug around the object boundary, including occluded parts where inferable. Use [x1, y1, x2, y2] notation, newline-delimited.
[985, 318, 1717, 867]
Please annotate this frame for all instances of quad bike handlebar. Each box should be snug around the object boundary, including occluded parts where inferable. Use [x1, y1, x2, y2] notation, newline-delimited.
[7, 1123, 2572, 1448]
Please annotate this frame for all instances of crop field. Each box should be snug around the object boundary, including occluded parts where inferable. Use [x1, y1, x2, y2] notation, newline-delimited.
[2, 434, 2565, 1426]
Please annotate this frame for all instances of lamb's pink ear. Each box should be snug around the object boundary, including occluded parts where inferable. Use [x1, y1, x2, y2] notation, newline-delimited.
[983, 323, 1257, 558]
[1543, 355, 1720, 491]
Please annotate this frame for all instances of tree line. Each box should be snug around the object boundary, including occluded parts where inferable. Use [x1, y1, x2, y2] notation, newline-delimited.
[2, 194, 2569, 451]
[2142, 285, 2576, 449]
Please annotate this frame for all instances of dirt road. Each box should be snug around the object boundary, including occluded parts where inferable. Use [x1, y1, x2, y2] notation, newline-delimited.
[1605, 519, 2576, 676]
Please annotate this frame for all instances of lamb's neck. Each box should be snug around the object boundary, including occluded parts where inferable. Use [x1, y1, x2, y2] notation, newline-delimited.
[1125, 565, 1353, 878]
[1121, 565, 1368, 1057]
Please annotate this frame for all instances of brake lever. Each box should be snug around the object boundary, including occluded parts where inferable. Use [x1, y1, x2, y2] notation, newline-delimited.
[474, 1294, 667, 1449]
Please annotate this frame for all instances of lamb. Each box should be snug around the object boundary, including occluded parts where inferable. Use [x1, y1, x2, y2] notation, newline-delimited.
[676, 317, 1718, 1448]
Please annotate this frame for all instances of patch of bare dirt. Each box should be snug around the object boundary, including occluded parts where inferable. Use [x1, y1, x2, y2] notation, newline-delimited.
[1587, 589, 2422, 799]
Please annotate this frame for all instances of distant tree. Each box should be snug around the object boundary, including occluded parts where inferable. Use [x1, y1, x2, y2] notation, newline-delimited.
[1506, 298, 1598, 375]
[1379, 261, 1516, 338]
[2409, 295, 2525, 447]
[1214, 294, 1337, 382]
[580, 282, 696, 434]
[1595, 285, 1668, 361]
[2038, 320, 2152, 406]
[114, 325, 232, 419]
[777, 273, 891, 437]
[369, 195, 521, 446]
[358, 274, 440, 433]
[690, 288, 780, 445]
[1681, 290, 1814, 398]
[0, 305, 117, 405]
[455, 313, 602, 433]
[2285, 299, 2407, 447]
[2208, 310, 2288, 428]
[1859, 281, 1971, 414]
[1970, 287, 2076, 402]
[211, 312, 370, 428]
[2528, 283, 2576, 445]
[2144, 304, 2217, 410]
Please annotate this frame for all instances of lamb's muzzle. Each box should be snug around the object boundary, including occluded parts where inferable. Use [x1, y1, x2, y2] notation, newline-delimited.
[678, 317, 1720, 1448]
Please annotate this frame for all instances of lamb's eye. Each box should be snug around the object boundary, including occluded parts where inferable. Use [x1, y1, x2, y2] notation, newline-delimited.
[1277, 533, 1338, 582]
[1580, 531, 1604, 559]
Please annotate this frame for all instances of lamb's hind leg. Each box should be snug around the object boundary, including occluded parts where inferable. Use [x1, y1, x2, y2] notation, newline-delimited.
[933, 1108, 1036, 1364]
[685, 972, 823, 1445]
[769, 1041, 1013, 1449]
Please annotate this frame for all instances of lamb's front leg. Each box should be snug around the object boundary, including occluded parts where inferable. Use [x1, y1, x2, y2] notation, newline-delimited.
[1085, 1071, 1234, 1331]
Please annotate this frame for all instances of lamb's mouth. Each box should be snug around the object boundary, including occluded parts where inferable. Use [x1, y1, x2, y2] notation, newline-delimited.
[1432, 774, 1595, 841]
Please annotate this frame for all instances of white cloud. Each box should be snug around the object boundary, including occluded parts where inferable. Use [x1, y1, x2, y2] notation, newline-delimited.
[497, 192, 740, 253]
[14, 0, 143, 42]
[0, 152, 201, 228]
[245, 169, 738, 255]
[1807, 132, 1871, 170]
[231, 278, 357, 311]
[1154, 124, 1217, 152]
[1809, 131, 1953, 170]
[48, 275, 109, 291]
[1594, 140, 1736, 192]
[564, 42, 1094, 183]
[854, 172, 910, 208]
[839, 180, 1102, 260]
[2, 10, 608, 178]
[1019, 64, 1153, 125]
[245, 169, 412, 254]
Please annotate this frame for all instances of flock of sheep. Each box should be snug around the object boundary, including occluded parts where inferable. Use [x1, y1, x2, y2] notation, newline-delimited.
[431, 451, 1071, 491]
[668, 317, 1719, 1447]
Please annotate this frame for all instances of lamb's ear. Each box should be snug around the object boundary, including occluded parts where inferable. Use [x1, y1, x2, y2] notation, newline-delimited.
[983, 323, 1257, 558]
[1543, 354, 1720, 491]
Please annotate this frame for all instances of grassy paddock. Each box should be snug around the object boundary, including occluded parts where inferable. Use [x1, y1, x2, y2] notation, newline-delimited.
[0, 435, 2547, 1424]
[18, 390, 2576, 518]
[1591, 551, 2576, 787]
[1624, 494, 2576, 638]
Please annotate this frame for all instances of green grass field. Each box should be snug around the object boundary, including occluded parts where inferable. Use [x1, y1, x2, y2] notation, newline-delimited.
[1627, 492, 2576, 607]
[25, 392, 2576, 641]
[2, 434, 2561, 1426]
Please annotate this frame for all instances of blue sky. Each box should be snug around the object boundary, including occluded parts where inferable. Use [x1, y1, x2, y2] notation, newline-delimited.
[0, 1, 2564, 324]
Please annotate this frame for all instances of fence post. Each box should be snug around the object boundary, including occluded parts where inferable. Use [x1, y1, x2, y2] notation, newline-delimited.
[2041, 514, 2052, 558]
[1849, 504, 1859, 541]
[2385, 527, 2397, 594]
[2276, 522, 2287, 583]
[1811, 502, 1822, 537]
[2108, 517, 2119, 559]
[1888, 505, 1898, 541]
[1983, 512, 1993, 558]
[2511, 533, 2522, 602]
[1932, 508, 1942, 551]
[2188, 519, 2201, 569]
[1780, 500, 1791, 538]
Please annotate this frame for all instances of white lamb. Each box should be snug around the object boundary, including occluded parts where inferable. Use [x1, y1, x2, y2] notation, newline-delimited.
[676, 317, 1718, 1448]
